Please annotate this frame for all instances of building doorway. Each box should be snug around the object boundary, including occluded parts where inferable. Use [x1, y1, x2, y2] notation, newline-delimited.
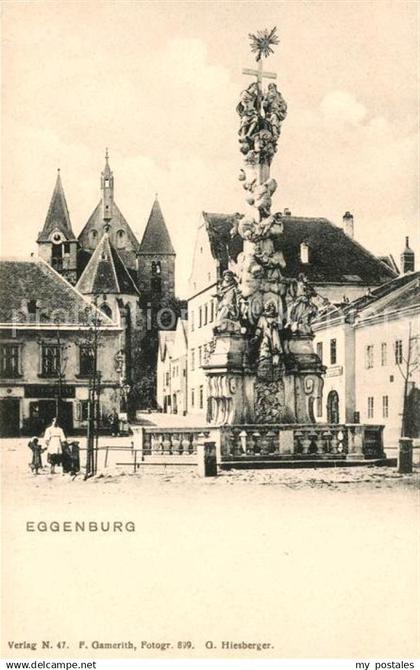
[0, 398, 20, 437]
[327, 390, 340, 424]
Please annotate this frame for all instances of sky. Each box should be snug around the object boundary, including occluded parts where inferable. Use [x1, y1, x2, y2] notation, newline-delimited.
[1, 0, 418, 297]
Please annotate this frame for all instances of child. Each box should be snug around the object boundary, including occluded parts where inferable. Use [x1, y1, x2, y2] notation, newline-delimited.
[28, 437, 46, 475]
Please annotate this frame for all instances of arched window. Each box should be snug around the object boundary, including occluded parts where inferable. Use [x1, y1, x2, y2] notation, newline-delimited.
[90, 230, 98, 249]
[156, 260, 161, 274]
[100, 303, 112, 319]
[116, 229, 126, 249]
[151, 261, 156, 274]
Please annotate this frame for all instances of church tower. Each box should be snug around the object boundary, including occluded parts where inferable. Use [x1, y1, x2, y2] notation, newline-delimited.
[101, 148, 114, 222]
[137, 196, 176, 305]
[37, 170, 79, 285]
[78, 151, 139, 271]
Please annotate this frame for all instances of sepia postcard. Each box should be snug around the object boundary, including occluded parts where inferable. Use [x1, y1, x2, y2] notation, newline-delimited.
[1, 1, 419, 667]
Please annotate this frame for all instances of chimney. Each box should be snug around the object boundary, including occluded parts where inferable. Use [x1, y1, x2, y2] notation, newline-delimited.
[401, 236, 415, 274]
[343, 211, 354, 238]
[284, 208, 291, 216]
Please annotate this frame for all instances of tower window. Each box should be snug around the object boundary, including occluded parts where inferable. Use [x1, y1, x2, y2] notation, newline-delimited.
[116, 229, 125, 249]
[100, 303, 112, 319]
[105, 179, 109, 187]
[90, 230, 98, 249]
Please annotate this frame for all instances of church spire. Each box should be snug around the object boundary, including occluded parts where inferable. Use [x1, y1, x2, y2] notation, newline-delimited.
[37, 169, 76, 242]
[101, 148, 114, 221]
[138, 196, 175, 255]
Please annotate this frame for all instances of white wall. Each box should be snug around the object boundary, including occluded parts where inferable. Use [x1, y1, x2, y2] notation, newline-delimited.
[355, 313, 419, 455]
[313, 322, 355, 424]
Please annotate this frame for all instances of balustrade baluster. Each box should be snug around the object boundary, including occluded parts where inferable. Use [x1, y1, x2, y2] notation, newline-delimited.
[266, 430, 276, 454]
[301, 432, 311, 455]
[330, 431, 338, 454]
[252, 431, 261, 454]
[172, 433, 181, 455]
[181, 434, 190, 455]
[239, 430, 248, 455]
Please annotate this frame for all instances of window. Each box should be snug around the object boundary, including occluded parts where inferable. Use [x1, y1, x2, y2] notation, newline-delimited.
[382, 395, 389, 418]
[198, 346, 202, 366]
[316, 388, 323, 418]
[116, 229, 125, 249]
[300, 241, 310, 264]
[41, 344, 60, 377]
[365, 345, 374, 369]
[80, 400, 90, 421]
[191, 388, 195, 408]
[0, 344, 20, 378]
[63, 242, 71, 254]
[395, 340, 403, 365]
[204, 304, 208, 326]
[316, 341, 323, 363]
[191, 349, 195, 371]
[79, 346, 94, 377]
[165, 372, 169, 386]
[191, 311, 195, 332]
[367, 397, 374, 419]
[151, 276, 162, 293]
[199, 306, 203, 328]
[90, 230, 98, 249]
[330, 339, 337, 365]
[100, 303, 113, 319]
[381, 343, 387, 366]
[210, 300, 214, 323]
[199, 385, 204, 409]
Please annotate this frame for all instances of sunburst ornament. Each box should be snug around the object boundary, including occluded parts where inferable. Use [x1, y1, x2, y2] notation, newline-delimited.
[248, 27, 280, 61]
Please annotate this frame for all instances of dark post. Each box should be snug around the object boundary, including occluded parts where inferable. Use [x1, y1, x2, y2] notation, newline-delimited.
[197, 433, 218, 477]
[398, 437, 413, 474]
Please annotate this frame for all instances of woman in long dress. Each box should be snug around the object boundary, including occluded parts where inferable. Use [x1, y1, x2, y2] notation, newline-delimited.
[44, 418, 66, 474]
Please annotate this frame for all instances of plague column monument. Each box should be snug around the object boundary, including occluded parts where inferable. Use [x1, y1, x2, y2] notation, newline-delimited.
[204, 28, 326, 425]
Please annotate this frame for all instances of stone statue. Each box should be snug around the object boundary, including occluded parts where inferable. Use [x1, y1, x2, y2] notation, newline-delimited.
[216, 270, 241, 326]
[288, 273, 325, 335]
[263, 83, 288, 140]
[236, 82, 260, 152]
[253, 303, 283, 378]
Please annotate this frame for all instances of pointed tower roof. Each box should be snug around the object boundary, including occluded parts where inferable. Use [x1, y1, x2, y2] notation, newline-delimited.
[76, 232, 140, 296]
[138, 197, 175, 255]
[37, 170, 76, 242]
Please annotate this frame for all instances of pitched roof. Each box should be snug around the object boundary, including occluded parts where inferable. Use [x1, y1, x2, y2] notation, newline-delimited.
[158, 330, 176, 361]
[138, 198, 175, 255]
[314, 271, 420, 326]
[78, 201, 140, 270]
[0, 258, 116, 328]
[203, 212, 397, 285]
[76, 234, 140, 296]
[37, 171, 76, 242]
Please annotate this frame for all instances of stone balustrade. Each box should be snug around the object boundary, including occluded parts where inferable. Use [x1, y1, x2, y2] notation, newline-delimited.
[141, 428, 211, 457]
[137, 424, 384, 464]
[219, 423, 384, 461]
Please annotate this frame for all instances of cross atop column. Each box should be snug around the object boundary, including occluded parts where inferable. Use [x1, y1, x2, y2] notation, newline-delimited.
[242, 58, 277, 88]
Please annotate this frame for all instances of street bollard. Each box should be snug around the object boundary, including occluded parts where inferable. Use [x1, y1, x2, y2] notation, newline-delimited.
[398, 437, 413, 474]
[197, 434, 218, 477]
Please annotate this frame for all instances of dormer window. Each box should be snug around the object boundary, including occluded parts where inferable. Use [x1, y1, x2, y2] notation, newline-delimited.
[300, 241, 310, 264]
